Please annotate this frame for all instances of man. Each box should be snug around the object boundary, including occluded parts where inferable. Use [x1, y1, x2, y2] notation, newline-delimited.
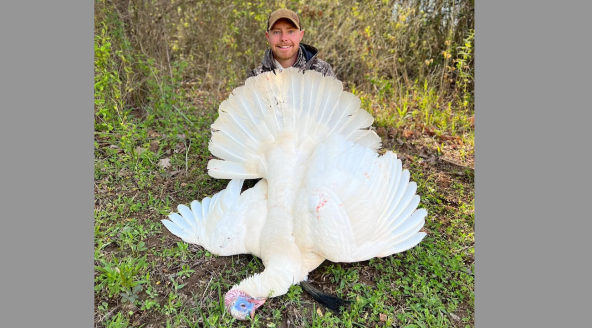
[246, 8, 335, 79]
[243, 9, 335, 191]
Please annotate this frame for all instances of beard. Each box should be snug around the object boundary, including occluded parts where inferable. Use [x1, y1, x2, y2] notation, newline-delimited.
[271, 44, 299, 62]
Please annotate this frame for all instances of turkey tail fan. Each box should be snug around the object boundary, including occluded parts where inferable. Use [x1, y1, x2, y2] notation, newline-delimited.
[207, 68, 381, 180]
[300, 281, 351, 314]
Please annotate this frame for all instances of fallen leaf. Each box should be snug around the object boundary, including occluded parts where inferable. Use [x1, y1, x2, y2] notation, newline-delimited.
[438, 135, 460, 141]
[449, 313, 460, 321]
[118, 168, 132, 177]
[469, 115, 475, 128]
[177, 133, 186, 139]
[316, 307, 323, 317]
[379, 313, 387, 322]
[436, 175, 451, 187]
[136, 147, 147, 155]
[387, 127, 398, 138]
[170, 170, 182, 177]
[402, 129, 413, 138]
[158, 158, 171, 169]
[377, 127, 387, 138]
[150, 141, 159, 152]
[427, 155, 437, 165]
[174, 143, 186, 154]
[148, 130, 161, 137]
[419, 149, 430, 159]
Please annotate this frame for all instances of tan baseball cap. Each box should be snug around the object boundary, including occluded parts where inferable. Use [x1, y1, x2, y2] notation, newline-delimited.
[267, 8, 301, 31]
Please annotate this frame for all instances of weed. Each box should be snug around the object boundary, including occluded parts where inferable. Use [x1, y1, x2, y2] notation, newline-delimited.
[95, 255, 148, 299]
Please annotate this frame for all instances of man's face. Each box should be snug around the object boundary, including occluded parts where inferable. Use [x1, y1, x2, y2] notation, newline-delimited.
[265, 19, 305, 65]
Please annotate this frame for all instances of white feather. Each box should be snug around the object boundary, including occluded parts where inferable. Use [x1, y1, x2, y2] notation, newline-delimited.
[163, 69, 427, 302]
[161, 179, 268, 257]
[293, 134, 427, 263]
[208, 68, 377, 181]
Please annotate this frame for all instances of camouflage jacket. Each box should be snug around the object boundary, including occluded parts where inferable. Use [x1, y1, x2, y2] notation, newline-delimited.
[246, 43, 335, 79]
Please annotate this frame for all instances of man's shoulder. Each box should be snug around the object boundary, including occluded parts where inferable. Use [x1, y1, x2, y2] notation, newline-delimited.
[246, 65, 265, 79]
[246, 49, 275, 79]
[309, 57, 335, 78]
[246, 45, 335, 79]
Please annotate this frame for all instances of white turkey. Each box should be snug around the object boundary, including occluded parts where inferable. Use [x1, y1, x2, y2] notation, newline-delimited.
[162, 68, 427, 320]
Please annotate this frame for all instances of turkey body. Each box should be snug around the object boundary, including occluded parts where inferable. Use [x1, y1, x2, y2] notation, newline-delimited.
[162, 68, 427, 319]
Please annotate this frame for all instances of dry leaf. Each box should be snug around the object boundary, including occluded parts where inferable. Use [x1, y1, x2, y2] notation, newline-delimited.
[150, 141, 159, 152]
[402, 129, 413, 138]
[136, 147, 147, 155]
[387, 127, 398, 138]
[436, 175, 451, 188]
[438, 135, 460, 141]
[419, 148, 430, 159]
[379, 313, 387, 322]
[118, 168, 131, 177]
[427, 155, 437, 165]
[469, 115, 475, 128]
[449, 313, 460, 321]
[158, 158, 171, 169]
[377, 126, 387, 138]
[148, 130, 161, 137]
[174, 143, 186, 154]
[316, 307, 323, 317]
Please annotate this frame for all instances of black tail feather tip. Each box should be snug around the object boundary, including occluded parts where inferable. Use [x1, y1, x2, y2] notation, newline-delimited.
[300, 281, 351, 313]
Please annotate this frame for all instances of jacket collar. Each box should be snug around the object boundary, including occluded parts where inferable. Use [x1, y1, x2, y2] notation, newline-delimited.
[261, 43, 319, 71]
